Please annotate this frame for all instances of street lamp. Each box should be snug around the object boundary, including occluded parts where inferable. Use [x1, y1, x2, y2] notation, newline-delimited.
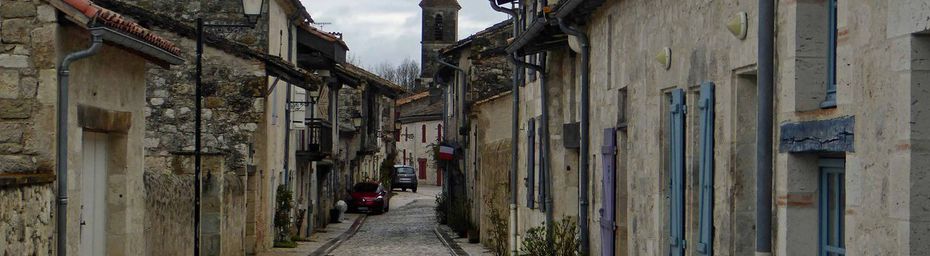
[352, 114, 363, 128]
[242, 0, 264, 24]
[194, 1, 265, 255]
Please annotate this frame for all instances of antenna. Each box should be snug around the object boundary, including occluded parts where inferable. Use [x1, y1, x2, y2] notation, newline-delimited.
[312, 21, 333, 30]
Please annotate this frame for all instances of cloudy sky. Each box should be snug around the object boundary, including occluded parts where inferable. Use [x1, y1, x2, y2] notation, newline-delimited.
[300, 0, 508, 68]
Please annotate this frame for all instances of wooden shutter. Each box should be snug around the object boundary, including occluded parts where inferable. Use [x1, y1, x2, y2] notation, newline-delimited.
[697, 82, 715, 256]
[526, 119, 536, 209]
[600, 128, 617, 256]
[669, 89, 686, 256]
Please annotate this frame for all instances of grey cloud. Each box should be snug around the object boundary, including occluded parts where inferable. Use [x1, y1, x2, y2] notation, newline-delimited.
[302, 0, 507, 68]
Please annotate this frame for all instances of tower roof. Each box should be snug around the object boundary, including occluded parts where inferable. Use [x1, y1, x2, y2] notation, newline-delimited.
[419, 0, 461, 9]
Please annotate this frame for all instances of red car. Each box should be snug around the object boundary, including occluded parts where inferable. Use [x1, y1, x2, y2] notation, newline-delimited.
[349, 182, 390, 214]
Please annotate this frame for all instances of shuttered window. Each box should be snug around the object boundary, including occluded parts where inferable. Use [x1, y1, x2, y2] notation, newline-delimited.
[697, 82, 716, 256]
[669, 89, 686, 256]
[822, 0, 838, 108]
[526, 119, 536, 209]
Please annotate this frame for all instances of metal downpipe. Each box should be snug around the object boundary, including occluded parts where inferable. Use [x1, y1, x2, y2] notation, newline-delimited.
[756, 0, 775, 255]
[558, 19, 591, 255]
[56, 28, 104, 256]
[488, 1, 520, 254]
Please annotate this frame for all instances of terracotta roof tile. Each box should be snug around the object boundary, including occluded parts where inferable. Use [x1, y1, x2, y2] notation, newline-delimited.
[61, 0, 182, 56]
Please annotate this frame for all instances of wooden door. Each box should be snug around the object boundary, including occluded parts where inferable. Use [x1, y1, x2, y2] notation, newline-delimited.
[81, 132, 108, 256]
[418, 159, 427, 180]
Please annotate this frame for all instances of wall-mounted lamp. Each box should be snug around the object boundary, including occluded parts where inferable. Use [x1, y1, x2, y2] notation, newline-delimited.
[727, 12, 748, 40]
[352, 113, 363, 128]
[656, 47, 671, 70]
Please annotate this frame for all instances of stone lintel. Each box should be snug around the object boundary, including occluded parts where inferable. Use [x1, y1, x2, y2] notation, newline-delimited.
[0, 173, 55, 187]
[779, 116, 855, 153]
[77, 104, 132, 133]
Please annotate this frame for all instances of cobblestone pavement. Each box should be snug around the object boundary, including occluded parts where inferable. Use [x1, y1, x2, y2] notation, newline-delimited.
[328, 185, 449, 256]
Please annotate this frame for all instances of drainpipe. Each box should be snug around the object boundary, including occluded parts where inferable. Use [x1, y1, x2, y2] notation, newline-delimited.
[513, 57, 554, 242]
[558, 19, 590, 255]
[56, 28, 104, 256]
[756, 0, 775, 255]
[488, 1, 519, 254]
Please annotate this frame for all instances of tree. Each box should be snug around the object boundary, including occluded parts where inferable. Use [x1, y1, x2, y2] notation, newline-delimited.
[371, 58, 420, 91]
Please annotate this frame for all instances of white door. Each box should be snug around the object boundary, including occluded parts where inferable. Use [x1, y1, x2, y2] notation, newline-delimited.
[80, 132, 107, 256]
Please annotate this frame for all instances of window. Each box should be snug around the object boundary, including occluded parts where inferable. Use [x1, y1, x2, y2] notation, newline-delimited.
[822, 0, 838, 108]
[437, 124, 443, 142]
[819, 158, 845, 256]
[422, 125, 427, 143]
[434, 14, 444, 41]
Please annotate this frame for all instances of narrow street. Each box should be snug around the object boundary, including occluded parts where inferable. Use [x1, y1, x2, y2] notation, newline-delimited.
[328, 185, 450, 256]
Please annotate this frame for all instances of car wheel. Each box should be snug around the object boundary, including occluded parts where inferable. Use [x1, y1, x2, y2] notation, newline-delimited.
[402, 188, 407, 192]
[413, 187, 417, 193]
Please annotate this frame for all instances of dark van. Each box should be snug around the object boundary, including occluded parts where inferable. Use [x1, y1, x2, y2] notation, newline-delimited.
[392, 165, 418, 192]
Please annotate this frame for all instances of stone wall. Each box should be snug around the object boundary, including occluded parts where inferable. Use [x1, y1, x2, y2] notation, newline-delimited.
[137, 20, 263, 256]
[471, 92, 512, 250]
[0, 1, 60, 254]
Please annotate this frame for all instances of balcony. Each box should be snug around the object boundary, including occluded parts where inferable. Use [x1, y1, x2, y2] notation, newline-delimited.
[297, 118, 333, 161]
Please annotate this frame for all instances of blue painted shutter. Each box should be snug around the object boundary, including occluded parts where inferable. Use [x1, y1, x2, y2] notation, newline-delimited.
[600, 128, 617, 256]
[538, 122, 546, 211]
[527, 119, 536, 209]
[697, 82, 715, 256]
[669, 89, 686, 256]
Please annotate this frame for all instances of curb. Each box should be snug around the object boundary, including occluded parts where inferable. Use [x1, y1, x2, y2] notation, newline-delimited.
[434, 226, 468, 256]
[309, 214, 367, 256]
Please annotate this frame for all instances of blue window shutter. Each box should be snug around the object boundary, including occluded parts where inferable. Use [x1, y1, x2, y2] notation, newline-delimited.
[669, 89, 686, 256]
[697, 82, 716, 256]
[600, 128, 617, 256]
[538, 122, 546, 211]
[527, 119, 536, 209]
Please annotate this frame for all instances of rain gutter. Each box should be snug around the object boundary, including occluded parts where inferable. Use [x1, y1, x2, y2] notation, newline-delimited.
[488, 1, 520, 255]
[756, 0, 775, 255]
[558, 18, 591, 255]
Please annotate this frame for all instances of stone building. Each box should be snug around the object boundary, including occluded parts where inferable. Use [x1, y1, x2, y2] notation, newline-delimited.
[395, 91, 444, 186]
[433, 18, 513, 243]
[89, 0, 324, 254]
[0, 0, 183, 255]
[419, 0, 460, 83]
[479, 0, 930, 255]
[291, 61, 404, 237]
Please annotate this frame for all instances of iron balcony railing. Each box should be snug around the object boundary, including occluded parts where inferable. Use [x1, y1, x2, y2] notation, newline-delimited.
[297, 118, 333, 160]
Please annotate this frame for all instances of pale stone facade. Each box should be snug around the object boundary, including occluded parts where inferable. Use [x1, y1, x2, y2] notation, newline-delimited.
[1, 1, 182, 255]
[493, 0, 930, 255]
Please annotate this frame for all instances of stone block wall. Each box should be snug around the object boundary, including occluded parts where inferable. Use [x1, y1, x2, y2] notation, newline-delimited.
[137, 25, 262, 256]
[0, 1, 59, 254]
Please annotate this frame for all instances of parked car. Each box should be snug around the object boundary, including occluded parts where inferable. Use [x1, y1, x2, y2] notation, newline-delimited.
[392, 165, 418, 192]
[348, 182, 390, 214]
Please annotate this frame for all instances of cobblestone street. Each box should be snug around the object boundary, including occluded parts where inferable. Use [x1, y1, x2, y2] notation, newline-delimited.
[328, 185, 450, 256]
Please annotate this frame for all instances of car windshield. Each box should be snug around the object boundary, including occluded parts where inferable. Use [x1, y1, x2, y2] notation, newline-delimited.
[396, 167, 415, 174]
[353, 183, 379, 193]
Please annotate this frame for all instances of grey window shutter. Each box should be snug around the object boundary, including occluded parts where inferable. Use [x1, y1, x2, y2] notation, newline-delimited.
[697, 82, 715, 256]
[600, 128, 617, 256]
[669, 89, 686, 256]
[526, 119, 536, 209]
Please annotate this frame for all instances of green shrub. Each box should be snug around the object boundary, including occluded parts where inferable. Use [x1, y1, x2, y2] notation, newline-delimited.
[486, 203, 509, 256]
[520, 217, 581, 256]
[273, 185, 293, 243]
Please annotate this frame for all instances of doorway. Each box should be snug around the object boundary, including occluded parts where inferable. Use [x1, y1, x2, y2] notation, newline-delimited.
[81, 132, 109, 256]
[418, 158, 428, 180]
